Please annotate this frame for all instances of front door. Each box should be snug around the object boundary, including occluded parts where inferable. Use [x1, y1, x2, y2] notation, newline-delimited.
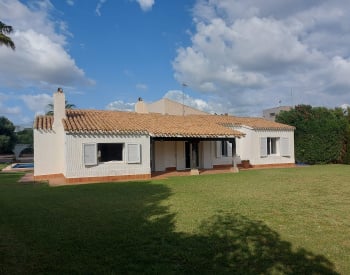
[185, 141, 199, 169]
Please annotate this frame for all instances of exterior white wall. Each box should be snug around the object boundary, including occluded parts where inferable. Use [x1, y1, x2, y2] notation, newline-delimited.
[147, 99, 208, 116]
[201, 141, 213, 169]
[235, 127, 253, 161]
[34, 129, 64, 176]
[135, 100, 148, 113]
[154, 141, 177, 171]
[211, 141, 234, 166]
[148, 100, 166, 114]
[64, 134, 150, 178]
[234, 126, 295, 165]
[154, 140, 213, 171]
[34, 90, 67, 177]
[176, 141, 185, 170]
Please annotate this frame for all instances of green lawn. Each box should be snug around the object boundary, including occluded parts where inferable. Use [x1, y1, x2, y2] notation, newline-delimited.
[1, 165, 349, 274]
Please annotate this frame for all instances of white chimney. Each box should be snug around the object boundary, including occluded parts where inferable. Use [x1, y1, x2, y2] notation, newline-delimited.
[52, 87, 66, 129]
[135, 97, 148, 113]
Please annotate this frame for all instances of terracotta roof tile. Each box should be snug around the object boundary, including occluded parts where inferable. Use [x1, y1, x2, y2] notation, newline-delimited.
[34, 109, 294, 137]
[189, 115, 295, 130]
[33, 115, 53, 130]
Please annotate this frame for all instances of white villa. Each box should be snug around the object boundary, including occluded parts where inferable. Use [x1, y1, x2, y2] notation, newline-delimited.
[34, 89, 295, 183]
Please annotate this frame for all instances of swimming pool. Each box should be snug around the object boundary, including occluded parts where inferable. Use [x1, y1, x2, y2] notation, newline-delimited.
[12, 163, 34, 169]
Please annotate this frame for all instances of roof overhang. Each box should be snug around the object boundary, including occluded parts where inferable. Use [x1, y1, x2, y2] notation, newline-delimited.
[151, 136, 239, 141]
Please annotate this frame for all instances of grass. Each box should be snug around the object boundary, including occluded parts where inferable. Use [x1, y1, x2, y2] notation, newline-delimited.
[0, 165, 349, 274]
[0, 163, 10, 170]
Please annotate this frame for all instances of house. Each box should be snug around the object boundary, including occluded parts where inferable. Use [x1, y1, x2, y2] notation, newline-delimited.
[263, 106, 292, 121]
[33, 89, 295, 183]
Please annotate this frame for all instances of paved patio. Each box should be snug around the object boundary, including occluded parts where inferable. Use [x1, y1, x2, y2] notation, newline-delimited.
[18, 167, 240, 186]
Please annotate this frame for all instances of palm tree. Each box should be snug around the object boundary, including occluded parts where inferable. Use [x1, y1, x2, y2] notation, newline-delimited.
[46, 101, 76, 115]
[0, 21, 15, 50]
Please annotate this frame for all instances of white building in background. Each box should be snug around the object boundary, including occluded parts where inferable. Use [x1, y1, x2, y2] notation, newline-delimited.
[34, 90, 295, 184]
[135, 97, 208, 116]
[263, 106, 292, 121]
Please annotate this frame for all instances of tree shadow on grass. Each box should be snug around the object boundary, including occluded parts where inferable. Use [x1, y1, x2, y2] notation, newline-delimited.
[191, 214, 339, 274]
[1, 180, 339, 274]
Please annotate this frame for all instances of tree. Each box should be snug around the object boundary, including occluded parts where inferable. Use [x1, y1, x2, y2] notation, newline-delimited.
[276, 105, 349, 164]
[0, 21, 15, 50]
[0, 116, 17, 153]
[46, 101, 76, 115]
[16, 128, 33, 145]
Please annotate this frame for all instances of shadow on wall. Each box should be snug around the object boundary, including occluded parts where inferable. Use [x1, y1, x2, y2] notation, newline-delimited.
[1, 181, 339, 274]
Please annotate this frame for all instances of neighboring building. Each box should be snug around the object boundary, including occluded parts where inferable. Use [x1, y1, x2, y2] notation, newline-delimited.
[34, 90, 295, 184]
[263, 106, 292, 121]
[135, 97, 208, 116]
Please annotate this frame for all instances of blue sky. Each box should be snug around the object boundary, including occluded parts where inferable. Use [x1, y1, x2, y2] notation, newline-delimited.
[1, 0, 350, 127]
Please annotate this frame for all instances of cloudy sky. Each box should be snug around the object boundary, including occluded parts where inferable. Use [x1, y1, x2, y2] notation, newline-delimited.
[1, 0, 350, 126]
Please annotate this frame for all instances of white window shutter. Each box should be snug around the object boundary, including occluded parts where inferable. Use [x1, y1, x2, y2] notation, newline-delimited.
[227, 141, 233, 157]
[83, 143, 97, 165]
[260, 138, 267, 157]
[127, 144, 141, 163]
[281, 138, 290, 156]
[216, 141, 221, 158]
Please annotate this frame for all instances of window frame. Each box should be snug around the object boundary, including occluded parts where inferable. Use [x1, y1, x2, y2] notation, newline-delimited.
[267, 137, 278, 155]
[260, 137, 280, 157]
[97, 143, 124, 163]
[221, 140, 228, 157]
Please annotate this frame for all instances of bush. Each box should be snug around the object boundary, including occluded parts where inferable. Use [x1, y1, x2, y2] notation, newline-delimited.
[277, 105, 348, 164]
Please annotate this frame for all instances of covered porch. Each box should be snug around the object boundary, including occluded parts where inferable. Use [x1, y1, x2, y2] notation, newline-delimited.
[150, 137, 239, 174]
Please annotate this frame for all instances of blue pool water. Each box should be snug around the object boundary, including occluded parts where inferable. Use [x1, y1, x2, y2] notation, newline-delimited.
[12, 163, 34, 169]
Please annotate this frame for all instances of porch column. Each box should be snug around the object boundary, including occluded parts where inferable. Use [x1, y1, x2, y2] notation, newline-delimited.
[190, 140, 199, 175]
[229, 139, 239, 173]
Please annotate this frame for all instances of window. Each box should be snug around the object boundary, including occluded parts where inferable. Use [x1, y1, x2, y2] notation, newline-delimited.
[260, 137, 278, 157]
[221, 140, 228, 157]
[267, 138, 277, 155]
[216, 141, 232, 158]
[84, 142, 142, 165]
[98, 143, 123, 162]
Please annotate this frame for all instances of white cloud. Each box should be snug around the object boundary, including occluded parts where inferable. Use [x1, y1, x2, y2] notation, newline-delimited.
[136, 0, 155, 12]
[0, 0, 94, 89]
[106, 100, 135, 112]
[95, 0, 107, 16]
[164, 90, 217, 114]
[0, 93, 24, 125]
[173, 0, 350, 115]
[20, 93, 52, 114]
[66, 0, 74, 6]
[0, 104, 21, 115]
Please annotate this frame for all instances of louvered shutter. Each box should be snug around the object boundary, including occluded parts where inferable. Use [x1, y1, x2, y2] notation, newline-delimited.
[216, 141, 221, 158]
[281, 138, 290, 156]
[260, 138, 267, 157]
[227, 141, 233, 157]
[127, 144, 141, 163]
[83, 143, 97, 165]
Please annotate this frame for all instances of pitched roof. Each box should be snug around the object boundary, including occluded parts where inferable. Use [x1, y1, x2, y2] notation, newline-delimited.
[190, 115, 295, 130]
[34, 109, 294, 137]
[34, 109, 244, 138]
